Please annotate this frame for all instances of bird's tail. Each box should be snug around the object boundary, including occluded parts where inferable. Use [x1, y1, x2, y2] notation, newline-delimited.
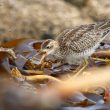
[96, 20, 110, 38]
[96, 19, 110, 30]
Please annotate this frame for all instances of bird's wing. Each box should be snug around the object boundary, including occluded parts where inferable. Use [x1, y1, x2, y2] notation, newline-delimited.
[56, 24, 95, 52]
[56, 20, 110, 53]
[56, 24, 95, 45]
[69, 30, 103, 52]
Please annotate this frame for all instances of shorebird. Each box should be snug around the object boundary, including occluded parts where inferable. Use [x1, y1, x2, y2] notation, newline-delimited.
[41, 20, 110, 75]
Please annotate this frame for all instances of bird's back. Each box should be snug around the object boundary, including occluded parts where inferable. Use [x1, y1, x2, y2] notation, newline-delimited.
[56, 20, 110, 54]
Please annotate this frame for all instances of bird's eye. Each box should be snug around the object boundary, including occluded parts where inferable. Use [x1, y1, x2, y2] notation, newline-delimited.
[46, 45, 51, 49]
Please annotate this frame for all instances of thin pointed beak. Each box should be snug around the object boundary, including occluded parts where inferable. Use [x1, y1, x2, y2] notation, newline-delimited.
[39, 49, 47, 55]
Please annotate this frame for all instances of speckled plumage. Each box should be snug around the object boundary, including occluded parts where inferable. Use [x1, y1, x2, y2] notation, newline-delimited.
[41, 20, 110, 64]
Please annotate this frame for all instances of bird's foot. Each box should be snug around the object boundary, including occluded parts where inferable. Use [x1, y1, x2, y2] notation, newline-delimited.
[73, 59, 89, 78]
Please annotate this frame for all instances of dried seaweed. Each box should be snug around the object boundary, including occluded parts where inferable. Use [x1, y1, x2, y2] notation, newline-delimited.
[1, 38, 110, 110]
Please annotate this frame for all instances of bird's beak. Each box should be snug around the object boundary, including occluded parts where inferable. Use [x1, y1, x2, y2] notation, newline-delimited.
[39, 49, 47, 55]
[39, 50, 47, 64]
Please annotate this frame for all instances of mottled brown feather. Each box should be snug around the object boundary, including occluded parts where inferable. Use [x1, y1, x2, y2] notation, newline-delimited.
[56, 20, 110, 53]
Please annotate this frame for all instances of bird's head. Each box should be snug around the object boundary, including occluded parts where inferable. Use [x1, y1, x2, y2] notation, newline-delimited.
[40, 39, 59, 56]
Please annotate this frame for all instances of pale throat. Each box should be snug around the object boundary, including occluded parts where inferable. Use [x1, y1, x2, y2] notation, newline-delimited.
[49, 46, 63, 59]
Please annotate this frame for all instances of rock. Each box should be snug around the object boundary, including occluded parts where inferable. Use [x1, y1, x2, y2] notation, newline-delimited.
[0, 0, 92, 42]
[86, 0, 110, 21]
[64, 0, 88, 7]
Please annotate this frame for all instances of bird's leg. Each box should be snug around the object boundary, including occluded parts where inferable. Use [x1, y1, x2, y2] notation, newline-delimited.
[73, 59, 88, 78]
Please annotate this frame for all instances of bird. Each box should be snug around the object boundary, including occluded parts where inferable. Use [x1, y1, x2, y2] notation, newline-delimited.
[40, 20, 110, 74]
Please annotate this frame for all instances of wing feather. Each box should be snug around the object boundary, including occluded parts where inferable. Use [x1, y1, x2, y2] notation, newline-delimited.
[56, 20, 110, 53]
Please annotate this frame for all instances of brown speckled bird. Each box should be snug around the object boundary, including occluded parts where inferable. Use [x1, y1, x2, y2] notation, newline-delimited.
[41, 20, 110, 67]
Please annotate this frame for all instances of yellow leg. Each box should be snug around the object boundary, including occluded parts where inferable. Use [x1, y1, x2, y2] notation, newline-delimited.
[73, 59, 88, 78]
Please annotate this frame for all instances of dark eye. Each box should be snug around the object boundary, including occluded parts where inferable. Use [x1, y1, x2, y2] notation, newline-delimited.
[46, 45, 51, 49]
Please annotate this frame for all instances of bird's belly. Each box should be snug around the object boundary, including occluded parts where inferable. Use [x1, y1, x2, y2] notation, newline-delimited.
[66, 44, 99, 65]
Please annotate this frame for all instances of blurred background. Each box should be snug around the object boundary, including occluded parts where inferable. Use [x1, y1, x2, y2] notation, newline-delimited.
[0, 0, 110, 43]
